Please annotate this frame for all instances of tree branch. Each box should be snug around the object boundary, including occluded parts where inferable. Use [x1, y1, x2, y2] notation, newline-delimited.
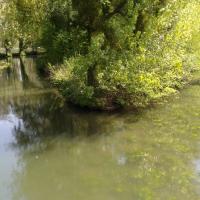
[104, 0, 128, 20]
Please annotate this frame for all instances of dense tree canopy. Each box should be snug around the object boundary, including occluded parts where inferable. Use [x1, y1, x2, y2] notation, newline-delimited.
[1, 0, 200, 110]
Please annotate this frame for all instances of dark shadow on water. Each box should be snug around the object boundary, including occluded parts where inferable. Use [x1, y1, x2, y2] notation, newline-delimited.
[0, 57, 141, 150]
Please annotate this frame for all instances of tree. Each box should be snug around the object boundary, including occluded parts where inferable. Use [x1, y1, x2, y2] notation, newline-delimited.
[3, 0, 200, 110]
[50, 0, 200, 109]
[0, 0, 47, 53]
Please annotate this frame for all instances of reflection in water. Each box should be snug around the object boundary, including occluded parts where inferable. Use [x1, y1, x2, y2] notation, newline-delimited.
[0, 58, 200, 200]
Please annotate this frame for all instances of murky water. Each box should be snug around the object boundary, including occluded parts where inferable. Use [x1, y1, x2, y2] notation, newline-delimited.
[0, 58, 200, 200]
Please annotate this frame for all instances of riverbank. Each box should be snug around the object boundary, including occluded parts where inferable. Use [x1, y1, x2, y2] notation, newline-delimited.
[51, 65, 200, 112]
[1, 56, 199, 112]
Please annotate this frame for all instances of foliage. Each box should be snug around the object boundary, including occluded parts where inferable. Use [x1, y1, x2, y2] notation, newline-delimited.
[0, 0, 47, 51]
[2, 0, 200, 109]
[50, 0, 200, 109]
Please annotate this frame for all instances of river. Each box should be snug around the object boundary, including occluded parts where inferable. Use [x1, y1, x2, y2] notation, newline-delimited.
[0, 57, 200, 200]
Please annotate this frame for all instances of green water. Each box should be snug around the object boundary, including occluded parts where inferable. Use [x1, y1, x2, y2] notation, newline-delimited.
[0, 58, 200, 200]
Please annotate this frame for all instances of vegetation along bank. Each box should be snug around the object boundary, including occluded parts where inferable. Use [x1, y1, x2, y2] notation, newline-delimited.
[1, 0, 200, 110]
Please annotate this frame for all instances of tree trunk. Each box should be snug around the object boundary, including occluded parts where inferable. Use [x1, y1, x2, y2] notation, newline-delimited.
[86, 29, 98, 87]
[4, 39, 10, 56]
[19, 38, 24, 55]
[87, 63, 97, 86]
[134, 10, 145, 34]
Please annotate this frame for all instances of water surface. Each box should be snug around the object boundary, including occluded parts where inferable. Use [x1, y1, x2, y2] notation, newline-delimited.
[0, 58, 200, 200]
